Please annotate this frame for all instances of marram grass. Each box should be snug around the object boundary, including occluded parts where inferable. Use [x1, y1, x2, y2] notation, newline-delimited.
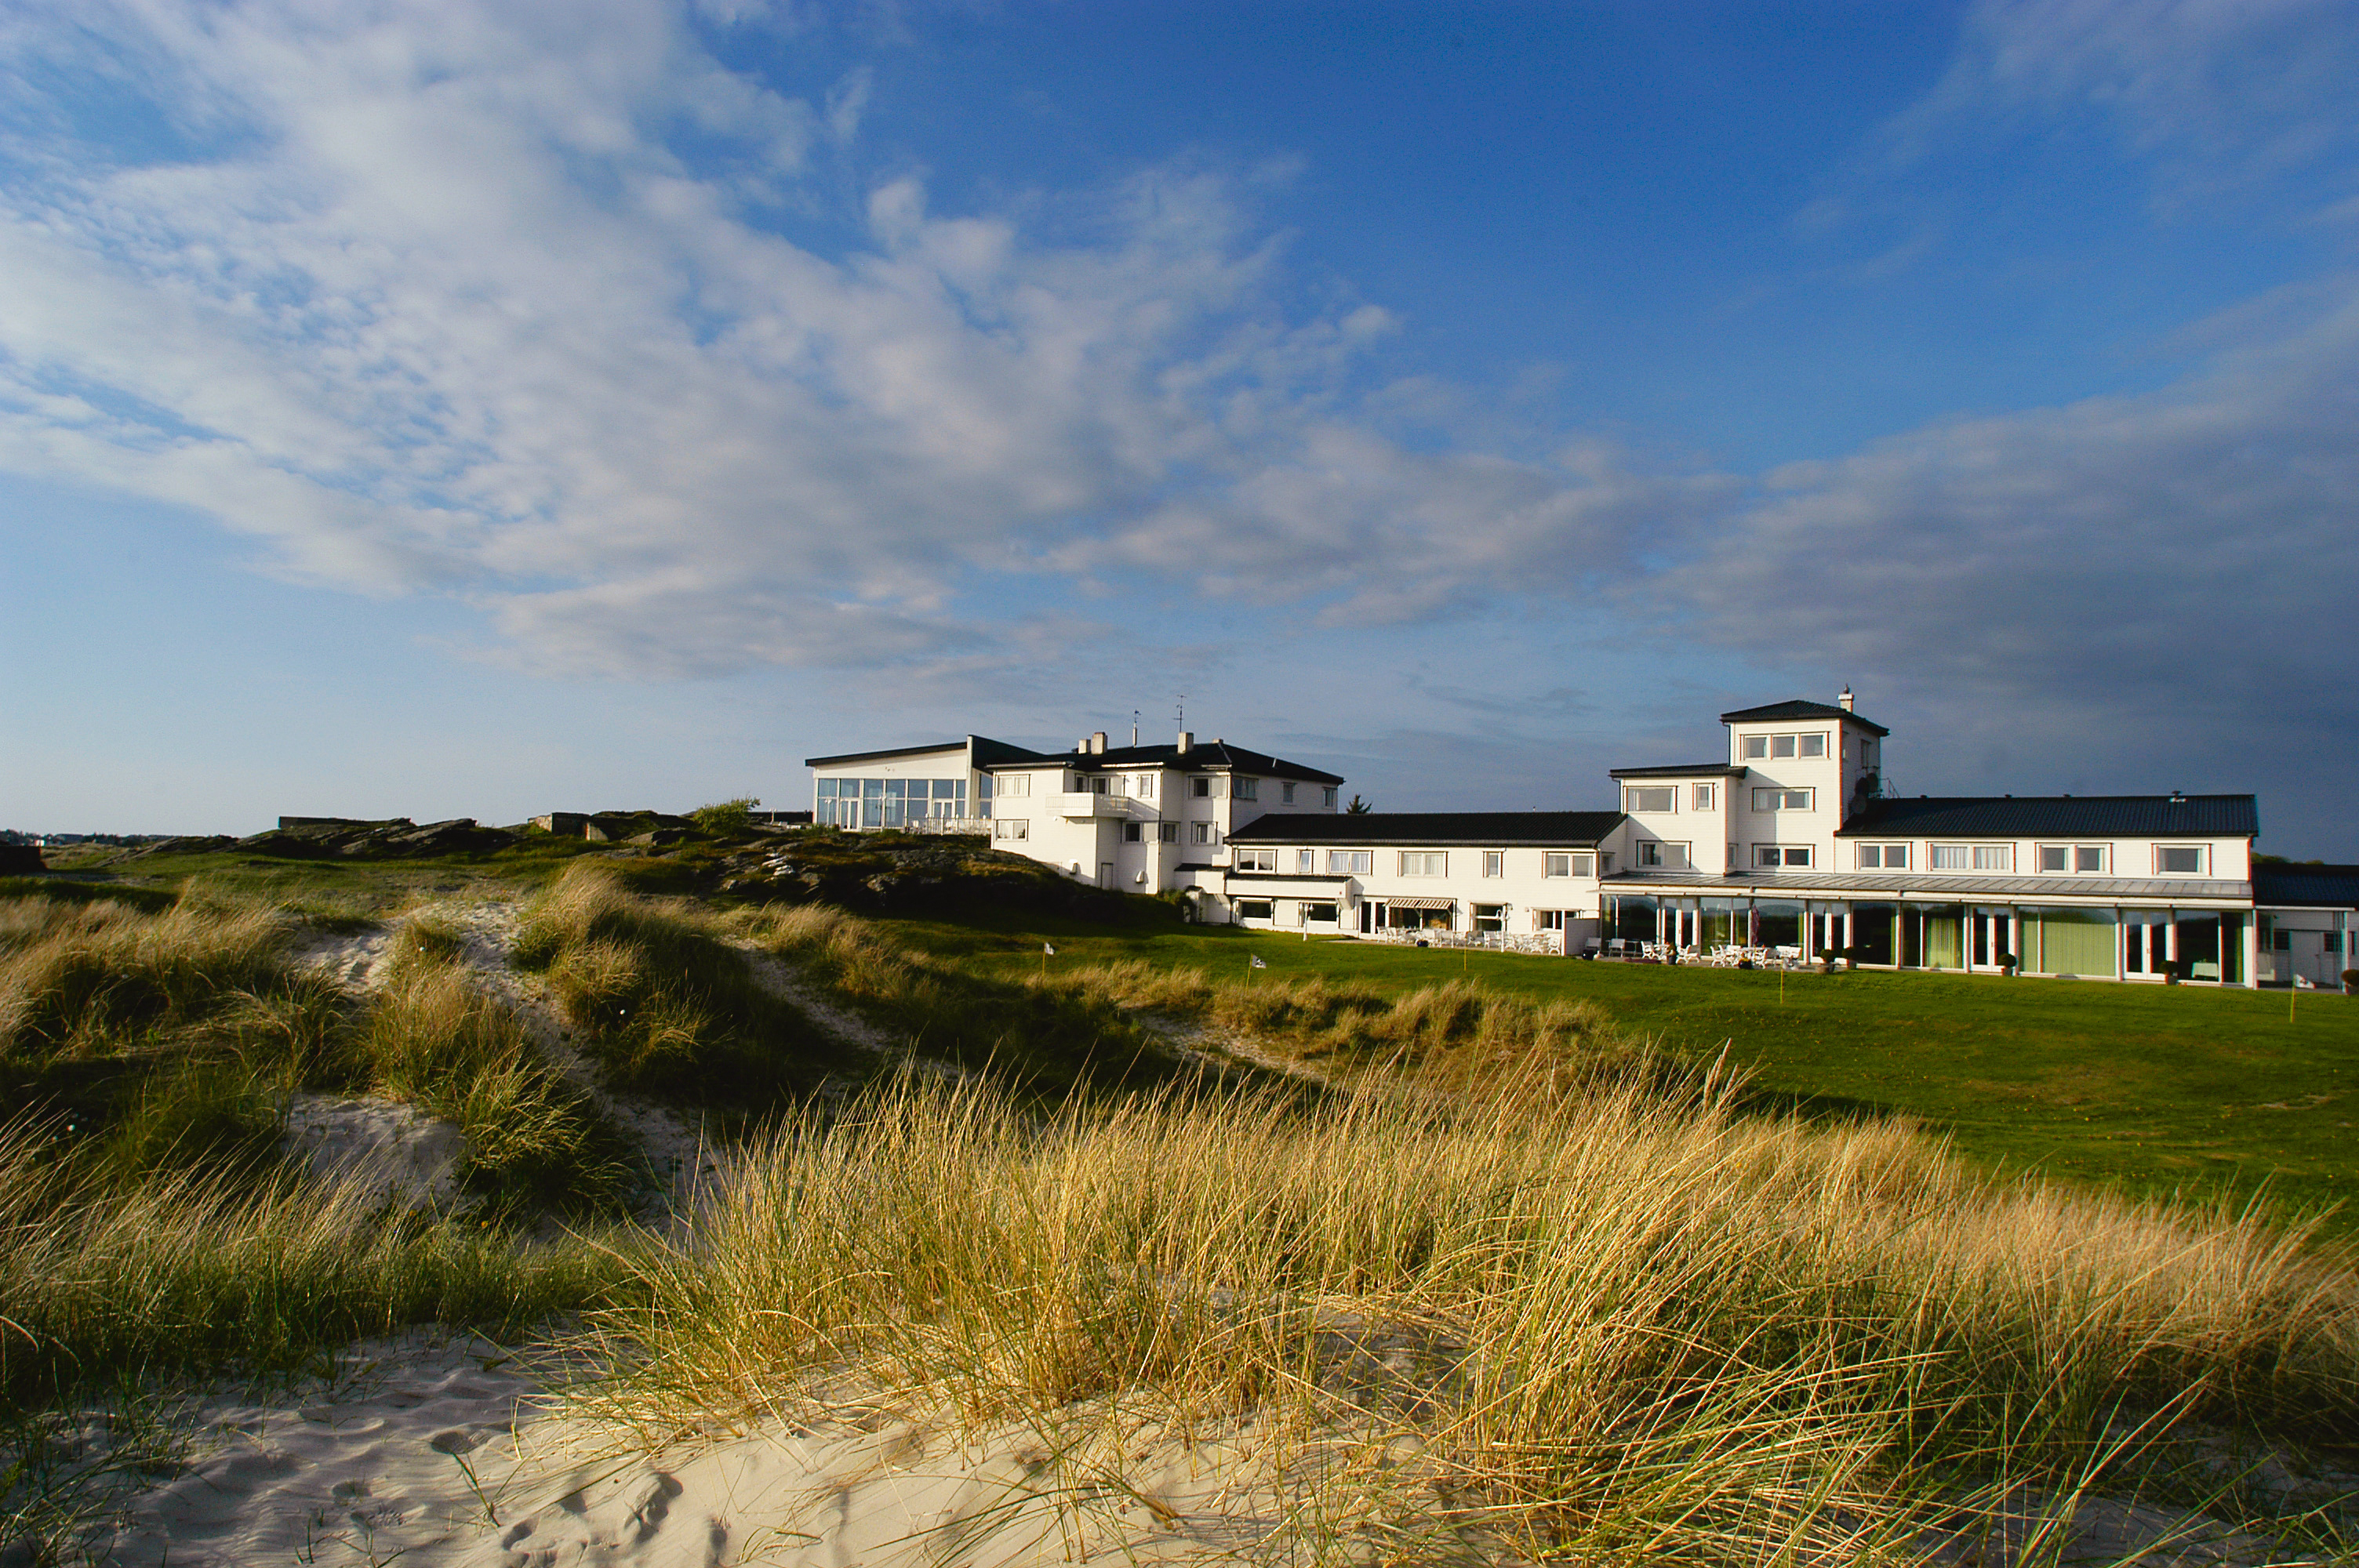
[575, 1073, 2359, 1563]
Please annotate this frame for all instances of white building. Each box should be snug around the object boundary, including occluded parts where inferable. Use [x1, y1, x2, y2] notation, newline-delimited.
[802, 694, 2354, 988]
[805, 729, 1342, 895]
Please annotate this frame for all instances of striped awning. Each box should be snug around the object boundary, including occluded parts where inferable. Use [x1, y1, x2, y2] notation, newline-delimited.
[1382, 895, 1456, 911]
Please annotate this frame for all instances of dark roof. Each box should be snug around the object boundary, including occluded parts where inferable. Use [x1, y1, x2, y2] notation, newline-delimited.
[1836, 794, 2259, 839]
[803, 734, 1053, 769]
[1227, 811, 1627, 848]
[1720, 699, 1889, 737]
[1611, 763, 1748, 779]
[2253, 864, 2359, 909]
[985, 739, 1345, 786]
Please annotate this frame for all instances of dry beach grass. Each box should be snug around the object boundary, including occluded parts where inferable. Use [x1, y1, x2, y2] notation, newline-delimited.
[2, 869, 2357, 1563]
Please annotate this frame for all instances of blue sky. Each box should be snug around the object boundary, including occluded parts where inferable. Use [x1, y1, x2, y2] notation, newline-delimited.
[4, 0, 2356, 854]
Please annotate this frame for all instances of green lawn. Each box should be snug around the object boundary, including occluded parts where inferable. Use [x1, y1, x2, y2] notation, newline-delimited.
[893, 910, 2359, 1243]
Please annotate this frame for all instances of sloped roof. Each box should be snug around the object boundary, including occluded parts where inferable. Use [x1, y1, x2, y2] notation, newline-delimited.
[989, 740, 1346, 785]
[1720, 699, 1890, 737]
[1228, 811, 1627, 847]
[805, 736, 1013, 768]
[1836, 794, 2259, 839]
[2253, 864, 2359, 909]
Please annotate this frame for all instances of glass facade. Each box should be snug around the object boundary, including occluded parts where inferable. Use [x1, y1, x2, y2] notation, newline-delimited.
[2021, 907, 2115, 975]
[815, 776, 969, 829]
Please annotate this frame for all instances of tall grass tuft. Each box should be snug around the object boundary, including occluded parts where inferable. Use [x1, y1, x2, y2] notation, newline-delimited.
[518, 862, 855, 1103]
[581, 1076, 2359, 1559]
[0, 1116, 638, 1411]
[364, 940, 631, 1216]
[0, 896, 285, 1060]
[739, 904, 1205, 1095]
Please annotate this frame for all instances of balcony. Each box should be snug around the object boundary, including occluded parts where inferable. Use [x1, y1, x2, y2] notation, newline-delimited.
[1054, 791, 1120, 818]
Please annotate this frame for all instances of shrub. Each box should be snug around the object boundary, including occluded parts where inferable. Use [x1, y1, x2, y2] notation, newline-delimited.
[687, 797, 760, 836]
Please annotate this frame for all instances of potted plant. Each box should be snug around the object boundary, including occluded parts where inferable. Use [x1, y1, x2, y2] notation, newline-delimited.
[2343, 967, 2358, 996]
[1999, 952, 2019, 977]
[1816, 946, 1837, 974]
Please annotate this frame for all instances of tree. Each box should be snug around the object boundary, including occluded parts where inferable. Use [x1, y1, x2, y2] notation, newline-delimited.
[1345, 794, 1372, 815]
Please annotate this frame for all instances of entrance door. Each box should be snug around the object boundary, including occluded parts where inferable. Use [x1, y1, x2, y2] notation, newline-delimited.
[1100, 862, 1114, 890]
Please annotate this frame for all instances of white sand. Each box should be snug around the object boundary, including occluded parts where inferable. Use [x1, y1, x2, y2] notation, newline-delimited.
[283, 1093, 469, 1208]
[81, 1334, 1348, 1568]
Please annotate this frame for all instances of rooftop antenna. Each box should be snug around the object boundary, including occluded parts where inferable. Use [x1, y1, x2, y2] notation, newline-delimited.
[1175, 695, 1187, 730]
[1132, 709, 1140, 747]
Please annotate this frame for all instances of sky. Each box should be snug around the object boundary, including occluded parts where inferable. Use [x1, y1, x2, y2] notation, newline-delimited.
[2, 0, 2356, 854]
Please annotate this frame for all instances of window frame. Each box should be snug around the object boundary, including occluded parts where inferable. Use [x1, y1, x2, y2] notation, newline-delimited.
[1281, 781, 1296, 804]
[1856, 844, 1910, 870]
[1542, 851, 1596, 878]
[1326, 849, 1373, 875]
[1321, 786, 1339, 808]
[1474, 903, 1507, 933]
[1398, 850, 1448, 877]
[1626, 786, 1677, 814]
[1233, 898, 1274, 922]
[1753, 844, 1813, 869]
[1750, 786, 1814, 812]
[1191, 822, 1213, 846]
[993, 818, 1030, 841]
[1158, 822, 1179, 844]
[1692, 783, 1717, 810]
[1190, 776, 1213, 798]
[1234, 777, 1259, 801]
[1234, 847, 1278, 872]
[2037, 844, 2108, 874]
[2155, 844, 2207, 877]
[1481, 851, 1504, 878]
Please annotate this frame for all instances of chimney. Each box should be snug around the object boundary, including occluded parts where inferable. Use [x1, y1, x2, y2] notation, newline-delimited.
[1837, 687, 1855, 713]
[1176, 730, 1194, 754]
[1091, 731, 1107, 754]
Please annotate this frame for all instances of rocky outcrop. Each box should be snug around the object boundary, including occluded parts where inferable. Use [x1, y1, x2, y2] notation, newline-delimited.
[227, 817, 521, 860]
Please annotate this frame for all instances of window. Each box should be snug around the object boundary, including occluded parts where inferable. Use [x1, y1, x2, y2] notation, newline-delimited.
[1626, 786, 1677, 813]
[1543, 851, 1595, 877]
[1972, 845, 2011, 871]
[1123, 822, 1142, 843]
[1090, 776, 1109, 794]
[2037, 844, 2107, 873]
[1234, 898, 1274, 921]
[1750, 788, 1813, 811]
[993, 818, 1030, 841]
[1134, 775, 1156, 798]
[1598, 852, 1615, 873]
[1857, 844, 1910, 869]
[1399, 851, 1448, 877]
[1740, 733, 1826, 759]
[1327, 850, 1373, 874]
[1158, 822, 1179, 844]
[1001, 774, 1030, 797]
[1281, 781, 1296, 804]
[1321, 786, 1339, 808]
[1693, 784, 1717, 810]
[2273, 928, 2292, 952]
[1539, 910, 1568, 930]
[1929, 845, 1968, 869]
[1482, 851, 1504, 877]
[1192, 822, 1215, 845]
[1234, 848, 1277, 872]
[1296, 848, 1315, 873]
[1754, 845, 1812, 868]
[1234, 777, 1259, 801]
[1303, 901, 1339, 923]
[1474, 904, 1507, 933]
[1191, 776, 1212, 797]
[2157, 845, 2205, 875]
[1637, 841, 1663, 866]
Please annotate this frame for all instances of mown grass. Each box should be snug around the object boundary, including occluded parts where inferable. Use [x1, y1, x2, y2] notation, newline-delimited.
[515, 862, 856, 1106]
[885, 912, 2359, 1240]
[581, 1073, 2359, 1562]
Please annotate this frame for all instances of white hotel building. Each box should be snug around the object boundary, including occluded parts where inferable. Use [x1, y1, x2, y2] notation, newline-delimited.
[805, 695, 2354, 988]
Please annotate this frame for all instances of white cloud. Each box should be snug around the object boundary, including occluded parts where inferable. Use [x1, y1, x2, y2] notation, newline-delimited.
[0, 0, 1702, 678]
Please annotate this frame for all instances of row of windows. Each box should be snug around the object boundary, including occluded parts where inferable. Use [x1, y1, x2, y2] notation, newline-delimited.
[1852, 844, 2208, 876]
[1739, 731, 1829, 760]
[1624, 783, 1816, 814]
[1230, 848, 1606, 878]
[1038, 772, 1337, 807]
